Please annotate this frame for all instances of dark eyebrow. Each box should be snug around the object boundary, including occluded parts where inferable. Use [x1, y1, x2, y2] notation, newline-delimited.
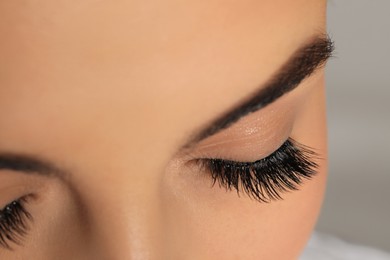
[0, 152, 68, 178]
[184, 34, 334, 148]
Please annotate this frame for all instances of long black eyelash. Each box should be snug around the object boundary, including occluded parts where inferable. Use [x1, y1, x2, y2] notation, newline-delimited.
[0, 197, 32, 250]
[196, 138, 319, 203]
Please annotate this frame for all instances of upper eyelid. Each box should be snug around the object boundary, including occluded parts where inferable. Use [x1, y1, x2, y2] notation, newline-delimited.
[195, 137, 292, 164]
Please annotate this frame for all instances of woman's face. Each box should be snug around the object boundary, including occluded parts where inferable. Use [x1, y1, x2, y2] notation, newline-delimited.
[0, 0, 331, 259]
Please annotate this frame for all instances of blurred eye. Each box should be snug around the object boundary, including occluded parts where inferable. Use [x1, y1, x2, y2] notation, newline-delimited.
[195, 138, 319, 202]
[0, 196, 32, 249]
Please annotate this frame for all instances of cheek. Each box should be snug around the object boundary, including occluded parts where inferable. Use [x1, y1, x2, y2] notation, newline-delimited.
[161, 164, 327, 260]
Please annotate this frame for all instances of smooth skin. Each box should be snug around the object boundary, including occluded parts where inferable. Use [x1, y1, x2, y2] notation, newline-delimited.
[0, 0, 328, 259]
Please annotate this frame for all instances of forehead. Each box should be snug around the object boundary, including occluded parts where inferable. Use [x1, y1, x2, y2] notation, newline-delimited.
[0, 0, 326, 167]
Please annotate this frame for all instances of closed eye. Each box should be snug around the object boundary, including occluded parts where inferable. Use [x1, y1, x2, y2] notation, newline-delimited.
[193, 138, 319, 203]
[0, 196, 32, 250]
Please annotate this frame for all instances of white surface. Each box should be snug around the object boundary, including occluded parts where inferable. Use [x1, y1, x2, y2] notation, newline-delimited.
[300, 231, 390, 260]
[316, 0, 390, 252]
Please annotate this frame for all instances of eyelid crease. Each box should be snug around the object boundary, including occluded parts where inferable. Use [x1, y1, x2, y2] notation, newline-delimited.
[185, 95, 299, 162]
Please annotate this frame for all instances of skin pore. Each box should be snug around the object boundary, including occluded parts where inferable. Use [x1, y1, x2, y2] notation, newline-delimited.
[0, 0, 330, 259]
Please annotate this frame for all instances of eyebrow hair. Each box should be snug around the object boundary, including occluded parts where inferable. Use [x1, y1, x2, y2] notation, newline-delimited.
[0, 152, 68, 178]
[184, 34, 334, 148]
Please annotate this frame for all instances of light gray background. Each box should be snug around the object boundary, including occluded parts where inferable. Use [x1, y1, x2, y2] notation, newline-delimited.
[316, 0, 390, 252]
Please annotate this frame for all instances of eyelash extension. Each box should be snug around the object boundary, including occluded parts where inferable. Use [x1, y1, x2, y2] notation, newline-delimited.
[196, 138, 319, 203]
[0, 196, 32, 250]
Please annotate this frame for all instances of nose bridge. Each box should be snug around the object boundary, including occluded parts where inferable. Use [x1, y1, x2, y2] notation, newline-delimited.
[88, 186, 164, 260]
[65, 113, 174, 259]
[79, 164, 165, 260]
